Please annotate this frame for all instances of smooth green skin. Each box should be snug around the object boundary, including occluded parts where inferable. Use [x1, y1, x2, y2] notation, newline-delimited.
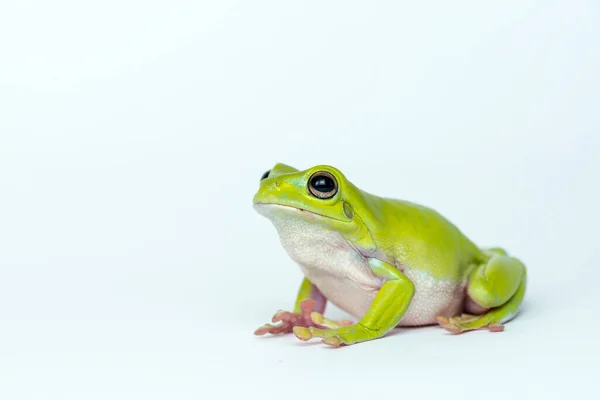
[254, 163, 527, 345]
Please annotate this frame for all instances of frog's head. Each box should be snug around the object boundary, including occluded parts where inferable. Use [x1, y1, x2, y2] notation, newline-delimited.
[253, 163, 373, 245]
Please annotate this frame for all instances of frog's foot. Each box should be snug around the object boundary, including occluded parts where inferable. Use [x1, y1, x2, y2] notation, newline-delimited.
[436, 314, 504, 334]
[254, 299, 352, 336]
[293, 323, 378, 347]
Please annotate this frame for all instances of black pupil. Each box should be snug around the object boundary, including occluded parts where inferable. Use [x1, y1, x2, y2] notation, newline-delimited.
[311, 176, 335, 192]
[260, 170, 270, 181]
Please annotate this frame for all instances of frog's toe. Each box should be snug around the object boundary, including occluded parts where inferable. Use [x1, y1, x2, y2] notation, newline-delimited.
[436, 314, 504, 334]
[309, 311, 353, 329]
[436, 316, 460, 334]
[254, 323, 293, 335]
[253, 324, 271, 335]
[293, 326, 329, 342]
[271, 299, 316, 324]
[292, 326, 313, 341]
[271, 310, 290, 323]
[256, 299, 326, 336]
[321, 336, 343, 347]
[298, 298, 318, 318]
[255, 314, 305, 336]
[294, 327, 345, 347]
[294, 324, 379, 346]
[292, 326, 346, 347]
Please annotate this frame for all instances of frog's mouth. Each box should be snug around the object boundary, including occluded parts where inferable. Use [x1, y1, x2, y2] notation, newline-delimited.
[253, 202, 347, 222]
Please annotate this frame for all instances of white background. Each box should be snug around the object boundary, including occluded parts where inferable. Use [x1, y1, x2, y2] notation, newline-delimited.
[1, 1, 599, 399]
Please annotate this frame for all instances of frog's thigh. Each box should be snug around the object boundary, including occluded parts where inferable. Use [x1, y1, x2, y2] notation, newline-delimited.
[437, 255, 526, 333]
[467, 255, 525, 309]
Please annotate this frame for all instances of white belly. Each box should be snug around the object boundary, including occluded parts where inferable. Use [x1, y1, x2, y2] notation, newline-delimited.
[299, 264, 381, 319]
[303, 266, 466, 326]
[394, 269, 466, 325]
[257, 204, 466, 326]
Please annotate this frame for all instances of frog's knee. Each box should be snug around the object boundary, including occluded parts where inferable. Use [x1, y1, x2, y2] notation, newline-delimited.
[486, 247, 508, 256]
[468, 256, 525, 309]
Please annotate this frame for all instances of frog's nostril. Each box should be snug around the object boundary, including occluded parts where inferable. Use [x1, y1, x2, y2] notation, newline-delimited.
[275, 181, 281, 188]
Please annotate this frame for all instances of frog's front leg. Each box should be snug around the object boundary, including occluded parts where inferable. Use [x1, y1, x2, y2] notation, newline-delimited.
[294, 259, 415, 347]
[254, 277, 352, 336]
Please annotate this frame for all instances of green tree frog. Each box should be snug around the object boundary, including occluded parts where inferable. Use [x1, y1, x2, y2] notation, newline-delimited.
[253, 163, 527, 346]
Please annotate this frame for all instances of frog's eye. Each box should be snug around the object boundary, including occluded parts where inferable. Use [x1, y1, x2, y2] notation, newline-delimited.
[260, 170, 271, 181]
[308, 171, 338, 199]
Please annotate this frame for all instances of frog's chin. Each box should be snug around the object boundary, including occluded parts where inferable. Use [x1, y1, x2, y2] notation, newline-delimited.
[253, 202, 347, 223]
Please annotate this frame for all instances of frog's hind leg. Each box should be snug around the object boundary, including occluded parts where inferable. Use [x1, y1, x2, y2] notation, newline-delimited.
[437, 250, 526, 334]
